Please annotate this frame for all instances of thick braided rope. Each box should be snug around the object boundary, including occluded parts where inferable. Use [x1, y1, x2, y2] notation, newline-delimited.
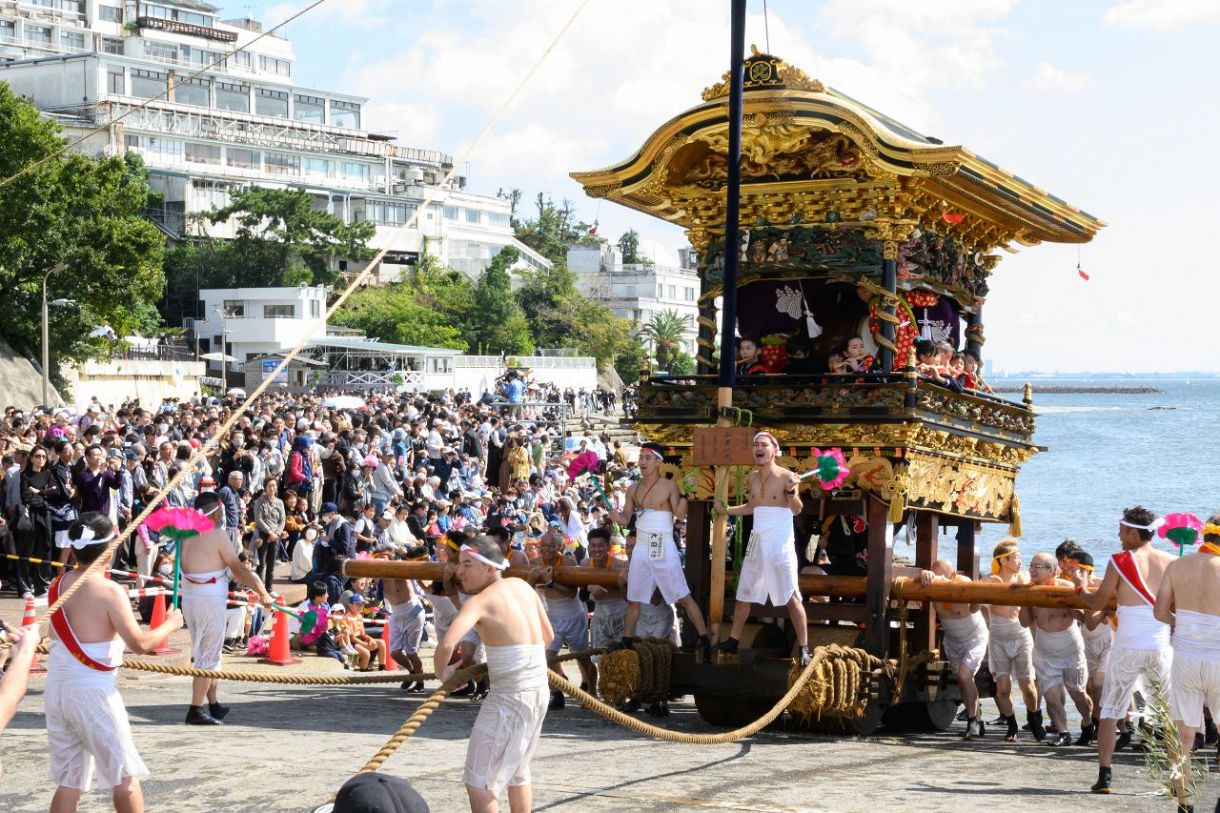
[354, 649, 600, 775]
[545, 644, 876, 745]
[120, 659, 433, 685]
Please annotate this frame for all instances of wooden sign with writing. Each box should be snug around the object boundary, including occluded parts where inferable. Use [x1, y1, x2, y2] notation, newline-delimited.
[691, 427, 758, 466]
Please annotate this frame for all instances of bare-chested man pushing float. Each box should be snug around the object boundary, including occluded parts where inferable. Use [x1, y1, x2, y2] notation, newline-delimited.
[435, 536, 553, 813]
[713, 431, 811, 666]
[920, 559, 988, 739]
[606, 442, 711, 660]
[1073, 505, 1174, 794]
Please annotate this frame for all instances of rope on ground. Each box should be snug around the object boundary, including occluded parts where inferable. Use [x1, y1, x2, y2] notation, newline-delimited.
[551, 644, 877, 745]
[120, 658, 431, 685]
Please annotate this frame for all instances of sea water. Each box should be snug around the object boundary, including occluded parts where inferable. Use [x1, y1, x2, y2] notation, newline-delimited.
[923, 378, 1220, 567]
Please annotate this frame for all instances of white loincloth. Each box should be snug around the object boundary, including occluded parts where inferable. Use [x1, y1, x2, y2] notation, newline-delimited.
[1032, 625, 1087, 693]
[627, 511, 690, 605]
[591, 597, 627, 650]
[637, 601, 679, 645]
[46, 638, 149, 792]
[544, 594, 589, 653]
[1169, 610, 1220, 728]
[389, 599, 425, 655]
[1100, 605, 1173, 720]
[1082, 621, 1113, 675]
[987, 615, 1034, 681]
[736, 506, 799, 606]
[181, 568, 229, 670]
[464, 644, 549, 795]
[431, 593, 484, 664]
[940, 612, 988, 676]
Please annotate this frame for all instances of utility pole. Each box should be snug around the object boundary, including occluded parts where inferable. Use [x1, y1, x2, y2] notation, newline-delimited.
[41, 263, 68, 406]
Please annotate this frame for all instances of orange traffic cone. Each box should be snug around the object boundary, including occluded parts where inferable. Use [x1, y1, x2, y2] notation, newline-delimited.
[259, 596, 300, 666]
[381, 619, 396, 671]
[147, 590, 177, 655]
[23, 595, 47, 674]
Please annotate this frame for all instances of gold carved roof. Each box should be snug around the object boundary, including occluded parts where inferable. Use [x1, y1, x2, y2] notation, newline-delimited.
[571, 49, 1105, 254]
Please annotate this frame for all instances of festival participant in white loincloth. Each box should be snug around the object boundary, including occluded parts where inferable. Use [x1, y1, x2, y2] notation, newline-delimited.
[713, 432, 810, 666]
[584, 526, 628, 651]
[1020, 552, 1094, 747]
[433, 531, 488, 699]
[920, 559, 989, 739]
[606, 442, 710, 660]
[1065, 550, 1112, 745]
[985, 539, 1044, 742]
[44, 513, 183, 813]
[435, 536, 552, 813]
[531, 531, 595, 710]
[182, 491, 273, 725]
[1073, 505, 1175, 794]
[1154, 511, 1220, 807]
[383, 546, 429, 694]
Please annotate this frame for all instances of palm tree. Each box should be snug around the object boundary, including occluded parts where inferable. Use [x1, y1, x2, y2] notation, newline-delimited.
[639, 309, 693, 371]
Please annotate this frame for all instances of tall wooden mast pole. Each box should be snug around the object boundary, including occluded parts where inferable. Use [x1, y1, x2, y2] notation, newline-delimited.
[708, 0, 748, 637]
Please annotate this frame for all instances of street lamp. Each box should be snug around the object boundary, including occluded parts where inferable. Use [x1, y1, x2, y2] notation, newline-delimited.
[41, 263, 68, 406]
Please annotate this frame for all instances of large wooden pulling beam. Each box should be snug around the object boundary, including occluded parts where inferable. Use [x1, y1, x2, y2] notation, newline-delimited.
[342, 560, 1115, 611]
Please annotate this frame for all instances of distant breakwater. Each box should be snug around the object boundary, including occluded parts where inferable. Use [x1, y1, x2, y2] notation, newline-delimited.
[993, 385, 1164, 394]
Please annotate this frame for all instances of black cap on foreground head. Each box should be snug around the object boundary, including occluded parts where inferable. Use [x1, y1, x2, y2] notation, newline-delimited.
[331, 773, 430, 813]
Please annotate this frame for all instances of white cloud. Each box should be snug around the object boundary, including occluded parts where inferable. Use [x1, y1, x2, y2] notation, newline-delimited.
[262, 0, 395, 33]
[1022, 62, 1093, 94]
[1104, 0, 1220, 31]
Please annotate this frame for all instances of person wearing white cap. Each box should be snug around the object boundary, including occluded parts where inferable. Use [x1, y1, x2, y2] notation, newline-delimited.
[1072, 505, 1174, 794]
[713, 431, 811, 666]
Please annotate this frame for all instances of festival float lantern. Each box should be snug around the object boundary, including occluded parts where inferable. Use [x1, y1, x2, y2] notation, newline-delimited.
[569, 43, 1104, 731]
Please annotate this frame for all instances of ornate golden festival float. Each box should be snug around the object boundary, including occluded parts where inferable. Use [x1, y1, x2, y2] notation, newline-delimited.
[565, 47, 1105, 731]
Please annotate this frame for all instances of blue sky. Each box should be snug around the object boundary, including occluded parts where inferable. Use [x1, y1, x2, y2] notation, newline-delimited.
[232, 0, 1219, 372]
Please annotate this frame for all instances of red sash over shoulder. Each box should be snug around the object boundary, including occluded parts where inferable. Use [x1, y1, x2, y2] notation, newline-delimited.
[48, 574, 117, 672]
[1110, 550, 1156, 606]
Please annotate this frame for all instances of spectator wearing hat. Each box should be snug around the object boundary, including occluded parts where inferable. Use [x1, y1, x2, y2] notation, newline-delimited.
[331, 772, 430, 813]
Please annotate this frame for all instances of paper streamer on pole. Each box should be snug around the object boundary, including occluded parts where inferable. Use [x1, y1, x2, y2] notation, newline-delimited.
[144, 507, 216, 609]
[1158, 512, 1203, 557]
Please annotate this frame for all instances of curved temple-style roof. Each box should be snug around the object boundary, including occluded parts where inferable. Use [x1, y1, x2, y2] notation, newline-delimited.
[572, 50, 1105, 255]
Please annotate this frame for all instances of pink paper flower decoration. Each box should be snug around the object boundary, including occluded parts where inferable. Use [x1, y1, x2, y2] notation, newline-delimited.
[1158, 513, 1203, 549]
[810, 447, 851, 491]
[145, 506, 215, 539]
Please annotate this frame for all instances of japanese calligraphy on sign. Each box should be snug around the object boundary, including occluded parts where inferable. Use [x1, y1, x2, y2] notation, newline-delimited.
[691, 427, 758, 466]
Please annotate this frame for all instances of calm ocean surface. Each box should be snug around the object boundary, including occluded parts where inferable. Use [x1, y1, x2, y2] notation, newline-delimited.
[930, 378, 1220, 568]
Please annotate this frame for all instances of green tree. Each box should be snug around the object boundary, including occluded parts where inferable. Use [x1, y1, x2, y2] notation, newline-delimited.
[618, 229, 650, 265]
[614, 339, 649, 384]
[0, 83, 165, 387]
[670, 349, 697, 376]
[639, 309, 693, 371]
[514, 193, 597, 265]
[208, 186, 375, 286]
[467, 247, 533, 355]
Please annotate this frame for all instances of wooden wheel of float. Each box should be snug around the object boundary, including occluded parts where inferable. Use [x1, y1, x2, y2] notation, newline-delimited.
[693, 694, 777, 728]
[881, 698, 959, 732]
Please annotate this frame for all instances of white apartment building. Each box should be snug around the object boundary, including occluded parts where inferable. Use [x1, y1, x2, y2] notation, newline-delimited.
[0, 0, 549, 283]
[192, 284, 327, 377]
[568, 243, 701, 357]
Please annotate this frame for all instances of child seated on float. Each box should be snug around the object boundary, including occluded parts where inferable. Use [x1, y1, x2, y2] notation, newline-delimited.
[961, 352, 994, 393]
[734, 336, 771, 376]
[915, 339, 963, 391]
[949, 353, 966, 382]
[832, 335, 875, 373]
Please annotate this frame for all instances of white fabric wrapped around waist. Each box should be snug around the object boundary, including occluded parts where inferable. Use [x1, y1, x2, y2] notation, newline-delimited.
[485, 644, 549, 693]
[390, 599, 424, 620]
[593, 596, 627, 614]
[1082, 620, 1113, 642]
[635, 510, 674, 535]
[940, 612, 987, 641]
[1115, 604, 1170, 651]
[1033, 624, 1084, 657]
[47, 637, 124, 686]
[751, 505, 795, 542]
[1173, 610, 1220, 661]
[180, 568, 229, 599]
[989, 614, 1029, 639]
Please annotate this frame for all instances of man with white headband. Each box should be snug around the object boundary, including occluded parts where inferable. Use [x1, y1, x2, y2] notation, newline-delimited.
[436, 535, 552, 813]
[606, 442, 711, 661]
[1153, 511, 1220, 809]
[713, 431, 811, 666]
[181, 491, 274, 726]
[984, 538, 1042, 742]
[1072, 505, 1174, 794]
[43, 512, 183, 813]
